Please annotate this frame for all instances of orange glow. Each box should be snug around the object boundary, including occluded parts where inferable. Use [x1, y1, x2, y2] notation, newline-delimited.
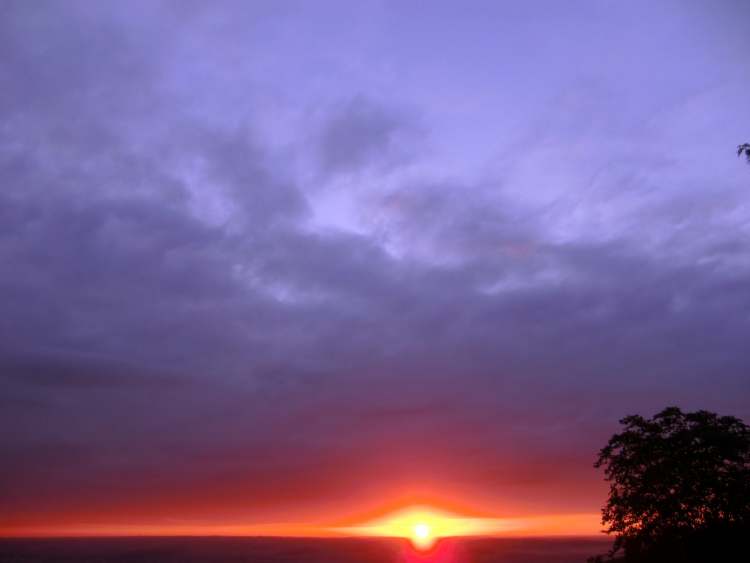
[331, 503, 603, 544]
[333, 504, 514, 546]
[1, 497, 602, 539]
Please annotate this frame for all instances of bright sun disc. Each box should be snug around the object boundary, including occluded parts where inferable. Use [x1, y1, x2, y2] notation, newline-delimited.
[333, 504, 517, 548]
[412, 522, 433, 550]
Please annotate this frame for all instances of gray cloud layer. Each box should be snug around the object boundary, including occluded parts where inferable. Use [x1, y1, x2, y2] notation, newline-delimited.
[1, 0, 749, 529]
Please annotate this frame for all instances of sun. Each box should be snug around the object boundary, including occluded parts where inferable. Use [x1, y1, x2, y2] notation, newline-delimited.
[411, 522, 434, 550]
[329, 502, 601, 545]
[332, 504, 495, 550]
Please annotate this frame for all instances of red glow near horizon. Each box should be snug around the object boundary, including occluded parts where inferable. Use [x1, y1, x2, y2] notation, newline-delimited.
[0, 497, 603, 542]
[0, 484, 604, 539]
[401, 538, 463, 563]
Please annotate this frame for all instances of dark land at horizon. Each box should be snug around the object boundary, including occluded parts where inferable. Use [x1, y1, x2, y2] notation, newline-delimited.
[0, 536, 611, 563]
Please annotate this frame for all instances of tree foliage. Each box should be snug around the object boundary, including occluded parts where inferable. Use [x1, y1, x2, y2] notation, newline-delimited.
[738, 143, 750, 162]
[593, 407, 750, 562]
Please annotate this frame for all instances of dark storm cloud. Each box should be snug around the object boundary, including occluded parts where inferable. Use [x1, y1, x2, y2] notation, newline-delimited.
[1, 0, 749, 530]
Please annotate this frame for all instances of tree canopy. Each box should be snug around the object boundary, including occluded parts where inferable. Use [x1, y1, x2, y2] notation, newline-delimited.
[739, 143, 750, 162]
[593, 407, 750, 562]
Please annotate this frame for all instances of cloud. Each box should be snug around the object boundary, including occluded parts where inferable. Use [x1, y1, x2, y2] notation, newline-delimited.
[1, 0, 750, 531]
[316, 96, 421, 175]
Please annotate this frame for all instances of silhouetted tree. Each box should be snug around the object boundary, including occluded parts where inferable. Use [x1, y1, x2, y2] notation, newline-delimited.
[738, 143, 750, 162]
[591, 407, 750, 563]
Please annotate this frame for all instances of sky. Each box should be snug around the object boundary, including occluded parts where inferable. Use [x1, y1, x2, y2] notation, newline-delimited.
[1, 0, 750, 537]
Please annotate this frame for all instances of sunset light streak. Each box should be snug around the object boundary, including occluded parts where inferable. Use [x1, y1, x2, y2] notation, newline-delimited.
[2, 507, 602, 539]
[331, 504, 602, 545]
